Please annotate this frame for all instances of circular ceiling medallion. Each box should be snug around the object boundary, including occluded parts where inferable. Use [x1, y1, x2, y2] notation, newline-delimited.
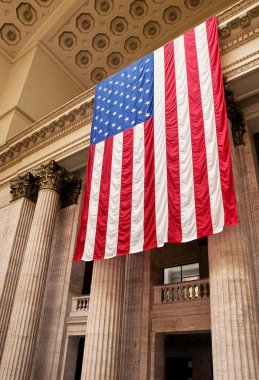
[91, 67, 107, 84]
[95, 0, 113, 15]
[144, 21, 160, 39]
[125, 36, 141, 53]
[163, 6, 181, 24]
[76, 50, 92, 68]
[92, 33, 110, 51]
[0, 23, 21, 45]
[107, 52, 123, 68]
[130, 0, 148, 19]
[59, 32, 77, 51]
[17, 3, 37, 26]
[185, 0, 204, 10]
[76, 13, 94, 33]
[111, 17, 128, 35]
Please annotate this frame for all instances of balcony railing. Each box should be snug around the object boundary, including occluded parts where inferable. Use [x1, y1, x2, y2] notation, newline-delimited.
[153, 279, 210, 305]
[71, 295, 90, 314]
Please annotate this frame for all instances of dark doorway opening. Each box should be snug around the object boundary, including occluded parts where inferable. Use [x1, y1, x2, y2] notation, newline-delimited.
[74, 337, 85, 380]
[164, 333, 213, 380]
[166, 357, 192, 380]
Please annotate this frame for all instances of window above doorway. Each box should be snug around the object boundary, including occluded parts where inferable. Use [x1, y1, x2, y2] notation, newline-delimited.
[163, 263, 200, 285]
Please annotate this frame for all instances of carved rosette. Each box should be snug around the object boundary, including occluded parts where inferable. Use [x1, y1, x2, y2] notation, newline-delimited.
[224, 80, 245, 146]
[60, 178, 82, 208]
[10, 172, 38, 202]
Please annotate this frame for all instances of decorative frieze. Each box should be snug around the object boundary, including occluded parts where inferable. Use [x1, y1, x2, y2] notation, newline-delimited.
[0, 98, 94, 170]
[219, 4, 259, 55]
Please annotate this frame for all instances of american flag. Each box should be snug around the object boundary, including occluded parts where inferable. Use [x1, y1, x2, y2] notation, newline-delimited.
[74, 17, 238, 261]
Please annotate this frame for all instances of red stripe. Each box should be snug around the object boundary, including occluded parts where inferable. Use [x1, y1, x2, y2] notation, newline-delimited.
[206, 18, 238, 226]
[93, 137, 114, 260]
[184, 29, 213, 238]
[164, 42, 182, 242]
[117, 129, 133, 255]
[73, 145, 95, 261]
[144, 118, 157, 250]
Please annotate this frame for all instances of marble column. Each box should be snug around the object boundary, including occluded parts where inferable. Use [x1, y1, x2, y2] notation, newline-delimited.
[31, 180, 81, 380]
[81, 255, 126, 380]
[0, 161, 65, 380]
[0, 173, 37, 361]
[208, 124, 259, 380]
[119, 251, 152, 380]
[119, 253, 144, 379]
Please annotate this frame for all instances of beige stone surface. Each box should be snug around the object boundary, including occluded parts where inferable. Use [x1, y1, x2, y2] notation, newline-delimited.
[0, 189, 59, 379]
[0, 45, 83, 143]
[0, 53, 11, 92]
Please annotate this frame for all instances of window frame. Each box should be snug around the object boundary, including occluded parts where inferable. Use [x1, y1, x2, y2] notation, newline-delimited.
[163, 262, 200, 285]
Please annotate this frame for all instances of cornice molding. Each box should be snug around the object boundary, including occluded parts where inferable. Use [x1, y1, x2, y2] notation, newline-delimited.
[0, 87, 94, 150]
[0, 89, 94, 171]
[223, 52, 259, 79]
[217, 0, 258, 24]
[0, 110, 92, 171]
[0, 134, 90, 189]
[220, 23, 259, 56]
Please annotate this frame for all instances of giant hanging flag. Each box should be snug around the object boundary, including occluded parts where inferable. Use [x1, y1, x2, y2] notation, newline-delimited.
[74, 17, 238, 262]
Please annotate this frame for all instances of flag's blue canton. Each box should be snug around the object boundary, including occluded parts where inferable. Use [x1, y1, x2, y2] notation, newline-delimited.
[91, 52, 154, 145]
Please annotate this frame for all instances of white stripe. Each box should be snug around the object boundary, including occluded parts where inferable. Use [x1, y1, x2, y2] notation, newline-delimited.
[105, 133, 123, 259]
[195, 23, 224, 233]
[82, 141, 105, 261]
[154, 48, 168, 245]
[130, 123, 144, 253]
[174, 36, 197, 241]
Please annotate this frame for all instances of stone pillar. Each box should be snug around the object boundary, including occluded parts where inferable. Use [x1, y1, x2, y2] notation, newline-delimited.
[119, 252, 152, 380]
[0, 173, 37, 360]
[0, 161, 65, 380]
[81, 256, 126, 380]
[208, 124, 259, 379]
[119, 253, 144, 379]
[31, 180, 81, 380]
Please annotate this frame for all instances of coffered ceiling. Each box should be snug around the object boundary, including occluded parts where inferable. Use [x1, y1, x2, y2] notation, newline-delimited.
[0, 0, 254, 89]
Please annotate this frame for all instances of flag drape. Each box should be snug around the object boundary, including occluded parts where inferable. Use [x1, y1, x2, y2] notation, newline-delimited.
[74, 17, 238, 262]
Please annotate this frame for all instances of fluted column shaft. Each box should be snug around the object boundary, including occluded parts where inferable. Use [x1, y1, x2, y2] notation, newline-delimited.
[0, 197, 35, 361]
[209, 127, 259, 379]
[0, 189, 59, 379]
[119, 253, 144, 380]
[81, 256, 126, 380]
[31, 204, 79, 380]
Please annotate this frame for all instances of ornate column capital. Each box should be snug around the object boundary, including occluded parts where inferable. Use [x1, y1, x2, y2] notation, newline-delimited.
[224, 80, 245, 147]
[10, 160, 82, 205]
[60, 178, 82, 208]
[36, 160, 66, 193]
[10, 172, 38, 202]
